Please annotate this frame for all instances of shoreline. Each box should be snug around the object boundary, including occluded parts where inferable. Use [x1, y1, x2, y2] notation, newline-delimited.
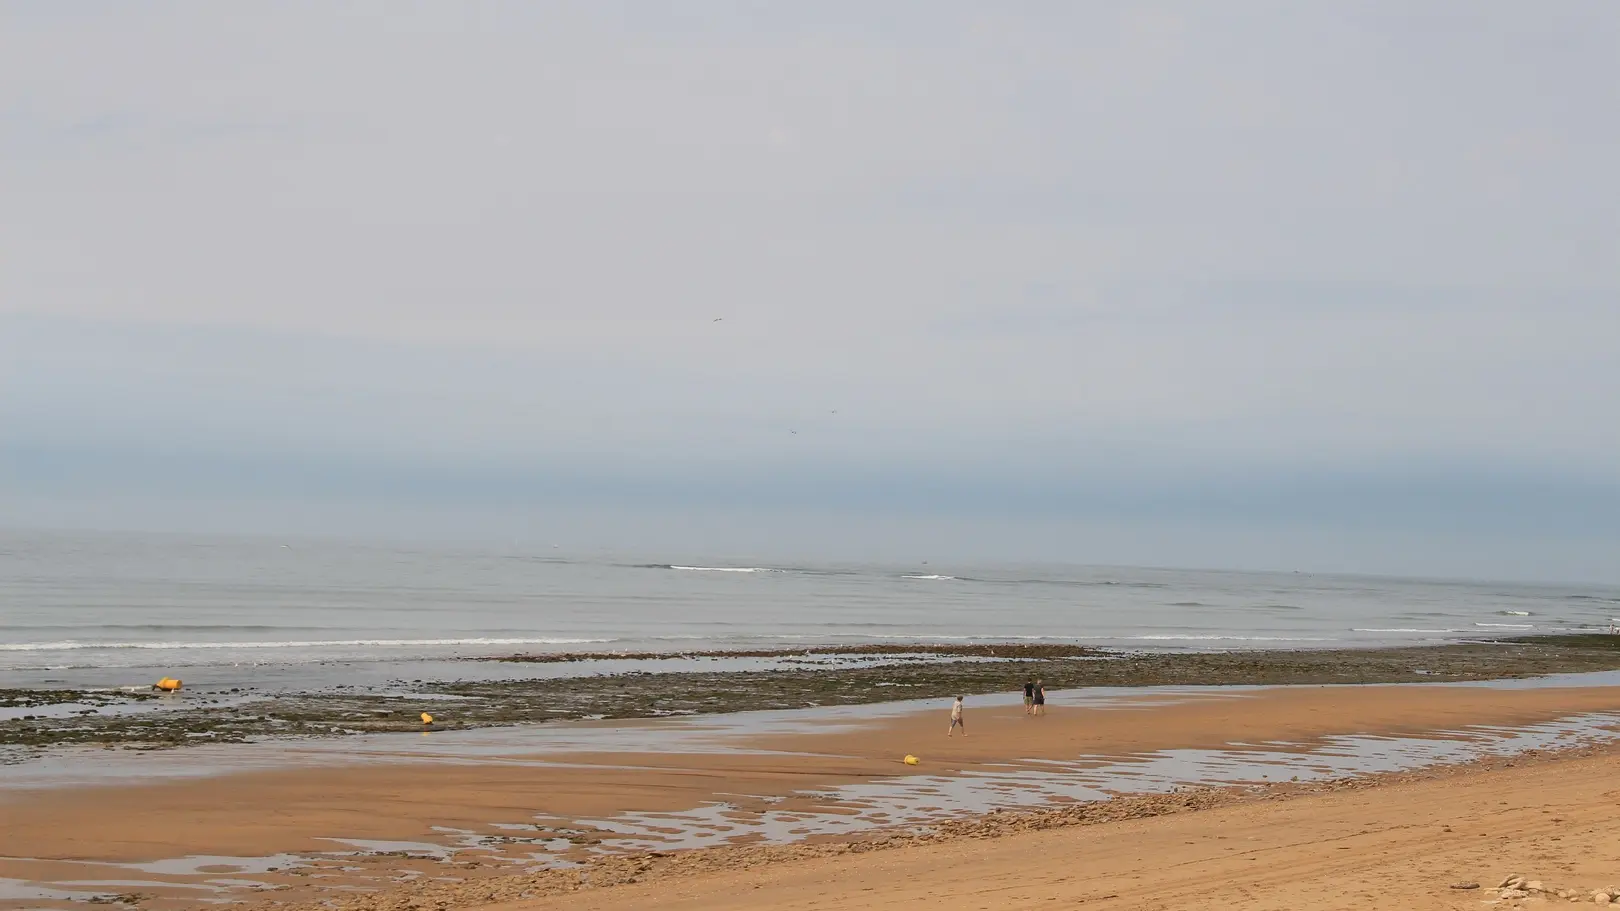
[2, 679, 1619, 910]
[476, 642, 1109, 661]
[470, 635, 1604, 664]
[4, 635, 1620, 756]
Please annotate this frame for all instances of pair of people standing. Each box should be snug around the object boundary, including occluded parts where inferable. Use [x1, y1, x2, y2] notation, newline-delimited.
[947, 680, 1044, 736]
[1023, 678, 1045, 716]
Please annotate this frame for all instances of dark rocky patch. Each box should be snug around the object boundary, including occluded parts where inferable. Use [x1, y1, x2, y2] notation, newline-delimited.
[5, 636, 1619, 756]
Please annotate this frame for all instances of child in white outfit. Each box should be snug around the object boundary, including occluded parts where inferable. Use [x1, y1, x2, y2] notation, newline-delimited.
[948, 695, 966, 736]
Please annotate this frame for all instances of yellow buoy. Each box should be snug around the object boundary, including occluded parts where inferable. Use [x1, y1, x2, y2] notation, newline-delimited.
[154, 678, 182, 692]
[903, 754, 919, 765]
[421, 713, 434, 725]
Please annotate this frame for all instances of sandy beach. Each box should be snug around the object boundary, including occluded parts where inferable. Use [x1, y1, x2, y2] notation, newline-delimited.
[501, 746, 1620, 911]
[4, 677, 1620, 910]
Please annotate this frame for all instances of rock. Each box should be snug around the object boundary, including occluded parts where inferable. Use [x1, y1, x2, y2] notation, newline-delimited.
[1503, 876, 1528, 889]
[1594, 892, 1612, 905]
[1529, 881, 1546, 892]
[1451, 882, 1481, 890]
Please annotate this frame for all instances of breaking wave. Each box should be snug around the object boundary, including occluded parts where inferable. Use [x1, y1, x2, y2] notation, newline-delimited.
[0, 637, 611, 653]
[1352, 628, 1462, 633]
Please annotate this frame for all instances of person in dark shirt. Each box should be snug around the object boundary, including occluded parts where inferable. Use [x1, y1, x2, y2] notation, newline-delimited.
[1023, 679, 1035, 715]
[1033, 679, 1047, 716]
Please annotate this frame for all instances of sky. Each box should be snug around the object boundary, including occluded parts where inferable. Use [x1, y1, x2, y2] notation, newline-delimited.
[2, 2, 1618, 581]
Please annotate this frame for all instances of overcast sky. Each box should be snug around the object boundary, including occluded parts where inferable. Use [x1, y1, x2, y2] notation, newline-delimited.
[2, 2, 1617, 580]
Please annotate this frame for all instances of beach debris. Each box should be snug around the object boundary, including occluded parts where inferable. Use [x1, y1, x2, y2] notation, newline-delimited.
[1449, 881, 1479, 890]
[421, 713, 434, 725]
[1490, 875, 1620, 904]
[903, 754, 919, 765]
[153, 678, 182, 692]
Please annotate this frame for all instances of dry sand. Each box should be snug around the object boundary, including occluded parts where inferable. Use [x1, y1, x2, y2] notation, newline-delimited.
[3, 682, 1619, 910]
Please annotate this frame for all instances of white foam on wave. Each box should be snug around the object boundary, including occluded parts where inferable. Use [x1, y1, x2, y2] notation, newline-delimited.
[668, 565, 779, 573]
[862, 634, 1082, 641]
[1117, 635, 1337, 642]
[0, 637, 612, 652]
[901, 574, 956, 581]
[1499, 611, 1532, 616]
[1474, 623, 1534, 629]
[859, 633, 1336, 643]
[1352, 628, 1461, 633]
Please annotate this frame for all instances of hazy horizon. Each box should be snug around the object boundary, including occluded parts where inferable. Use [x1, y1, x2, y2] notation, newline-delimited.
[3, 3, 1617, 584]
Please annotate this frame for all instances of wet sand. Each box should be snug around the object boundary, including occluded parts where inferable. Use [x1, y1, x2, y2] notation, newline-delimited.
[4, 680, 1620, 909]
[504, 746, 1620, 911]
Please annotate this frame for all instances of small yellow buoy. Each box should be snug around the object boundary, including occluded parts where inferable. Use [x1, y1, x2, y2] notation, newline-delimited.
[421, 712, 434, 725]
[903, 754, 919, 765]
[154, 678, 182, 692]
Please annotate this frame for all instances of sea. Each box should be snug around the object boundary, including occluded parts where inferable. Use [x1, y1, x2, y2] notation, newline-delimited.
[3, 529, 1617, 692]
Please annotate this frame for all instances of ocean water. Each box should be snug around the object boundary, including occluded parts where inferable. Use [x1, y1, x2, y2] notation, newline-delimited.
[2, 529, 1617, 690]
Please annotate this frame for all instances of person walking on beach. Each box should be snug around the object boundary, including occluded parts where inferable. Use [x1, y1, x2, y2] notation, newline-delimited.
[1032, 679, 1046, 716]
[1023, 679, 1035, 715]
[948, 695, 966, 736]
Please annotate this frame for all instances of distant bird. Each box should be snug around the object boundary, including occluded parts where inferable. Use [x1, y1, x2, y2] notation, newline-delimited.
[790, 430, 798, 434]
[712, 318, 724, 322]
